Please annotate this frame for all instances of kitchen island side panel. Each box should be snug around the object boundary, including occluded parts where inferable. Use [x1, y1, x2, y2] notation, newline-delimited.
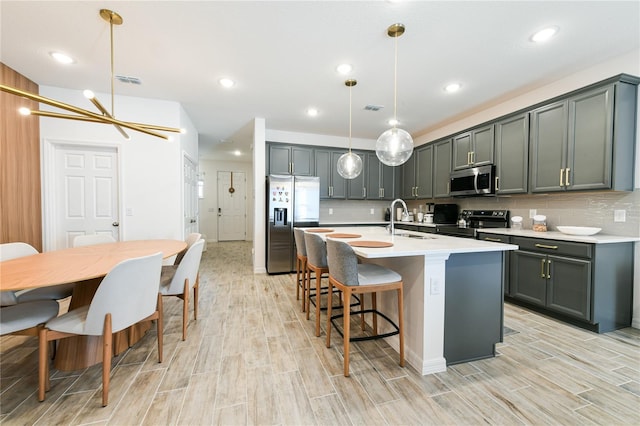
[444, 251, 504, 365]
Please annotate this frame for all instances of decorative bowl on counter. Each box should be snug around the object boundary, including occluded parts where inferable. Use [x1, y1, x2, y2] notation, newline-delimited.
[556, 226, 602, 236]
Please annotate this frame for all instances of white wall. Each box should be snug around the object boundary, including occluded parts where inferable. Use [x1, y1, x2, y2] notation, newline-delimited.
[39, 86, 197, 243]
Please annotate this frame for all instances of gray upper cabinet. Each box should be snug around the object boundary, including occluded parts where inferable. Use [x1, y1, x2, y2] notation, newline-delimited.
[267, 144, 313, 176]
[366, 152, 397, 200]
[452, 125, 494, 170]
[495, 113, 529, 194]
[315, 149, 346, 199]
[530, 80, 636, 193]
[401, 145, 433, 199]
[433, 139, 452, 198]
[346, 150, 367, 200]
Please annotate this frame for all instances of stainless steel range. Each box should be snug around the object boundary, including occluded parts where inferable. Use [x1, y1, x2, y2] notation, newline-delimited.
[436, 209, 510, 239]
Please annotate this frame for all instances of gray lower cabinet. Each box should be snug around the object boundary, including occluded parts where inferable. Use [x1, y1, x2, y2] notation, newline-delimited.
[315, 149, 346, 199]
[433, 139, 452, 198]
[267, 144, 313, 176]
[495, 113, 528, 194]
[366, 152, 397, 200]
[530, 80, 637, 192]
[477, 233, 511, 296]
[452, 125, 494, 170]
[508, 236, 633, 332]
[401, 145, 432, 199]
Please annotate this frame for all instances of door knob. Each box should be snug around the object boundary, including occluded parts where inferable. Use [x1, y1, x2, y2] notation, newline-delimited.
[112, 221, 119, 227]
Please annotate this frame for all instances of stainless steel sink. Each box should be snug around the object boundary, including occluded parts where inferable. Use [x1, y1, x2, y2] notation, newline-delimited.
[394, 233, 434, 239]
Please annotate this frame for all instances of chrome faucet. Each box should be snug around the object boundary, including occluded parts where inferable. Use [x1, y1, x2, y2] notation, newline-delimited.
[389, 198, 409, 235]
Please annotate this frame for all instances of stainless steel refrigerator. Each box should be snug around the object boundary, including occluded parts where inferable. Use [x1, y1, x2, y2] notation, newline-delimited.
[266, 174, 320, 274]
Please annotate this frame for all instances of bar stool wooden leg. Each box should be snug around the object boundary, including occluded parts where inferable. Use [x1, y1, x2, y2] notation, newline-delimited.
[398, 286, 405, 367]
[372, 292, 378, 335]
[315, 268, 322, 337]
[343, 287, 352, 377]
[306, 267, 312, 320]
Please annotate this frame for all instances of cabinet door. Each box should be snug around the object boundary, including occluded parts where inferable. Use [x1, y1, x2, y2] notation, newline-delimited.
[452, 132, 472, 170]
[547, 255, 592, 321]
[366, 152, 382, 199]
[530, 100, 568, 193]
[400, 155, 416, 198]
[381, 161, 397, 200]
[314, 150, 331, 199]
[415, 145, 433, 198]
[291, 147, 313, 176]
[566, 84, 614, 191]
[510, 250, 547, 305]
[330, 151, 347, 199]
[433, 139, 452, 198]
[495, 114, 529, 194]
[269, 144, 292, 175]
[471, 125, 494, 166]
[347, 151, 367, 199]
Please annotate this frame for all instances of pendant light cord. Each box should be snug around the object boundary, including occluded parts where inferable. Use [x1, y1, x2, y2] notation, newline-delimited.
[110, 15, 115, 117]
[348, 83, 352, 154]
[393, 33, 398, 129]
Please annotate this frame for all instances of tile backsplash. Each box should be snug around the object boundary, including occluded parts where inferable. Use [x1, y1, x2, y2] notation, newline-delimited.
[320, 190, 640, 237]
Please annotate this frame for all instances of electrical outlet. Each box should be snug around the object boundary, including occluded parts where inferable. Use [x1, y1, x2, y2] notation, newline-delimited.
[529, 209, 537, 218]
[370, 208, 375, 215]
[329, 208, 333, 215]
[614, 209, 626, 222]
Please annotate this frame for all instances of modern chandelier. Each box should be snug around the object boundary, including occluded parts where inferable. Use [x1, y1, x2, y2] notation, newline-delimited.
[375, 23, 414, 166]
[336, 79, 363, 179]
[0, 9, 182, 140]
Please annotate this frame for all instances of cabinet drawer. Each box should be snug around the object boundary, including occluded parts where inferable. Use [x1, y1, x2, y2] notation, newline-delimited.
[511, 236, 592, 258]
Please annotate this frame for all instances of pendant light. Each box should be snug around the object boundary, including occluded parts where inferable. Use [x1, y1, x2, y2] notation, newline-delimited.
[1, 9, 182, 140]
[376, 23, 414, 166]
[337, 79, 363, 179]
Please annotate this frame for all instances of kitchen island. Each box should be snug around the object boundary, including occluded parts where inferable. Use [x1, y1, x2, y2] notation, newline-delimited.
[317, 226, 518, 375]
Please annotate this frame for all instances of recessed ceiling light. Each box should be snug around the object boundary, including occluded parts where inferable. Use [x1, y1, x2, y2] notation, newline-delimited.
[49, 51, 74, 64]
[307, 108, 319, 117]
[444, 82, 462, 93]
[530, 26, 559, 43]
[336, 64, 353, 75]
[388, 118, 399, 126]
[219, 78, 235, 88]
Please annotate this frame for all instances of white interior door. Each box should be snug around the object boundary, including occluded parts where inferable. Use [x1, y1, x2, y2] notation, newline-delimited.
[54, 144, 119, 249]
[218, 171, 246, 241]
[184, 155, 199, 237]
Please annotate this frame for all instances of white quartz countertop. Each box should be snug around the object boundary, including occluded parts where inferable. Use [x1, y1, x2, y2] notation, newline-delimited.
[477, 228, 640, 244]
[309, 226, 518, 259]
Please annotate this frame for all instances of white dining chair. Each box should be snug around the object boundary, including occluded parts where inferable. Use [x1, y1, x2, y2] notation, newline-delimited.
[72, 234, 116, 247]
[1, 300, 60, 337]
[159, 239, 204, 341]
[172, 232, 201, 266]
[38, 252, 164, 406]
[0, 242, 74, 305]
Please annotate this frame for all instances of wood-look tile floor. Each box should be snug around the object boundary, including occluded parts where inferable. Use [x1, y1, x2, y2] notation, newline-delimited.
[1, 241, 639, 425]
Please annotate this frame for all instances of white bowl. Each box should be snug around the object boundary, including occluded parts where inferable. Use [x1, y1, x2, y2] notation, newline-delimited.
[556, 226, 602, 236]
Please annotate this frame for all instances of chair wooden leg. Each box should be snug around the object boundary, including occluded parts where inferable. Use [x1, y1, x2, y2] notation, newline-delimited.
[306, 268, 312, 320]
[397, 286, 405, 367]
[372, 292, 378, 335]
[38, 327, 48, 402]
[102, 314, 113, 407]
[315, 268, 322, 337]
[301, 259, 307, 312]
[193, 273, 199, 321]
[295, 257, 301, 301]
[343, 287, 351, 377]
[182, 279, 189, 341]
[157, 293, 164, 363]
[326, 281, 333, 348]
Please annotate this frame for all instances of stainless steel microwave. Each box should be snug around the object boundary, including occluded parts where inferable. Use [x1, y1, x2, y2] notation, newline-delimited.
[449, 165, 496, 196]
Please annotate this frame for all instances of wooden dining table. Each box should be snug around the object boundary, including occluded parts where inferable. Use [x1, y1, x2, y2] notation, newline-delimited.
[0, 239, 187, 371]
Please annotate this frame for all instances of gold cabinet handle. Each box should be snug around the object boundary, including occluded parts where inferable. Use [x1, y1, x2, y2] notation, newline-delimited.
[559, 169, 564, 186]
[484, 237, 502, 242]
[547, 259, 551, 279]
[535, 243, 558, 250]
[471, 151, 475, 164]
[415, 186, 419, 197]
[362, 187, 366, 198]
[467, 151, 471, 165]
[565, 168, 570, 186]
[495, 176, 499, 191]
[540, 259, 546, 278]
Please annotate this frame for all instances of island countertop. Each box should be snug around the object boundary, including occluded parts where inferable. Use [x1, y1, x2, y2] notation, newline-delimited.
[318, 226, 518, 258]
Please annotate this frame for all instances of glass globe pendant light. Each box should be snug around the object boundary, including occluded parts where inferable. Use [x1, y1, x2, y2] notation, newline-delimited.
[337, 79, 363, 179]
[376, 23, 414, 167]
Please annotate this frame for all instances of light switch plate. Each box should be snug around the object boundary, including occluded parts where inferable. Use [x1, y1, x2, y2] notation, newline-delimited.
[614, 210, 626, 222]
[529, 209, 537, 218]
[370, 208, 375, 215]
[329, 208, 333, 215]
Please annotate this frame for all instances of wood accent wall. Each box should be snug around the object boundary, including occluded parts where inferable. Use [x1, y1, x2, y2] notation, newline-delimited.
[1, 63, 43, 251]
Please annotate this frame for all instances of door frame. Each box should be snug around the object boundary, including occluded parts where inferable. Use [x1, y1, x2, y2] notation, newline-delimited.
[42, 138, 123, 251]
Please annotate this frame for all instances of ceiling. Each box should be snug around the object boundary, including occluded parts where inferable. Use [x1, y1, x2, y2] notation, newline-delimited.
[1, 1, 639, 162]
